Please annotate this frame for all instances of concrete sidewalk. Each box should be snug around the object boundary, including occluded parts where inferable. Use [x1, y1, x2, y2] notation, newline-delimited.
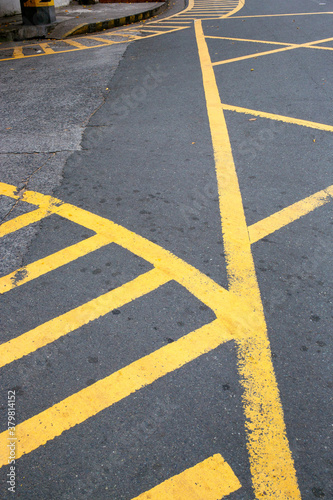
[0, 0, 168, 41]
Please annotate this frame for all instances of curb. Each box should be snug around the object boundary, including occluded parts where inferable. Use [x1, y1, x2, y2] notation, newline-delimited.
[0, 1, 168, 42]
[49, 2, 168, 39]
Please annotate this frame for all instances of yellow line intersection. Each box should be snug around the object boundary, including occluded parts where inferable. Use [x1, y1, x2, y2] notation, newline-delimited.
[1, 0, 332, 497]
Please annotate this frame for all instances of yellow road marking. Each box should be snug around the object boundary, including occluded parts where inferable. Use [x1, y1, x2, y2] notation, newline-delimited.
[195, 21, 258, 302]
[0, 233, 111, 294]
[145, 24, 191, 28]
[0, 183, 245, 319]
[311, 44, 333, 51]
[0, 207, 51, 237]
[0, 268, 169, 369]
[249, 185, 333, 243]
[131, 454, 241, 499]
[40, 43, 55, 54]
[12, 46, 24, 58]
[231, 12, 333, 18]
[81, 36, 115, 45]
[0, 320, 234, 465]
[195, 18, 301, 498]
[62, 39, 90, 49]
[221, 102, 333, 132]
[213, 36, 333, 66]
[206, 34, 292, 46]
[0, 182, 262, 361]
[207, 34, 333, 53]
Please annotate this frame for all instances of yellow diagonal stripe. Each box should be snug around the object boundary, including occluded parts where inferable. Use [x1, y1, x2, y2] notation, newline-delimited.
[0, 233, 112, 294]
[131, 454, 241, 499]
[249, 185, 333, 243]
[0, 207, 51, 237]
[0, 268, 169, 368]
[0, 320, 233, 466]
[212, 36, 333, 66]
[221, 103, 333, 132]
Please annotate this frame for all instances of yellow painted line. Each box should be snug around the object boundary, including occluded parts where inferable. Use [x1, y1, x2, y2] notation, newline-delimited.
[231, 11, 333, 18]
[222, 0, 245, 17]
[131, 454, 241, 499]
[145, 24, 191, 28]
[137, 29, 170, 34]
[0, 40, 121, 62]
[0, 233, 111, 294]
[62, 39, 91, 49]
[102, 32, 135, 37]
[249, 185, 333, 243]
[206, 34, 292, 46]
[0, 320, 234, 466]
[221, 102, 333, 132]
[160, 0, 194, 21]
[310, 44, 333, 51]
[206, 34, 333, 52]
[0, 207, 50, 237]
[81, 36, 115, 45]
[0, 183, 248, 322]
[195, 18, 302, 499]
[212, 35, 333, 66]
[195, 21, 259, 303]
[0, 268, 169, 369]
[12, 46, 24, 58]
[40, 43, 55, 54]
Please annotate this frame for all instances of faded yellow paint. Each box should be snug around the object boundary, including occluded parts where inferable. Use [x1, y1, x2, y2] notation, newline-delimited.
[195, 19, 301, 498]
[131, 454, 241, 499]
[221, 102, 333, 132]
[249, 186, 333, 243]
[0, 207, 51, 237]
[12, 47, 24, 58]
[0, 233, 112, 293]
[40, 43, 55, 55]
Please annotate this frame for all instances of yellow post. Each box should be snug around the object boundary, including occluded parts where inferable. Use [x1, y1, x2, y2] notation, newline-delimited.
[20, 0, 56, 25]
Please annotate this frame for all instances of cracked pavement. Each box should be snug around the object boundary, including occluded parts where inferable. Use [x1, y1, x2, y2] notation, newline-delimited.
[0, 43, 129, 275]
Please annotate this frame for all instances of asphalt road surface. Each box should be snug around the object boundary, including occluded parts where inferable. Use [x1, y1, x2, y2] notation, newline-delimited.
[0, 0, 332, 498]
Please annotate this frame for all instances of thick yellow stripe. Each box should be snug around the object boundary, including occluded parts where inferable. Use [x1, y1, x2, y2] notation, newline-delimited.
[0, 268, 168, 368]
[40, 43, 55, 54]
[132, 454, 241, 499]
[0, 233, 111, 294]
[0, 208, 50, 237]
[81, 36, 115, 45]
[62, 39, 90, 49]
[195, 19, 301, 499]
[0, 320, 233, 466]
[221, 102, 333, 132]
[249, 186, 333, 243]
[12, 47, 24, 58]
[0, 183, 259, 334]
[194, 20, 259, 303]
